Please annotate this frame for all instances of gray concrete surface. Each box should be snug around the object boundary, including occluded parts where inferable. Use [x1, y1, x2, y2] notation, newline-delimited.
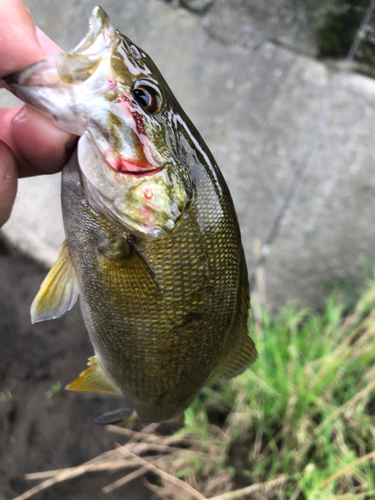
[2, 0, 375, 308]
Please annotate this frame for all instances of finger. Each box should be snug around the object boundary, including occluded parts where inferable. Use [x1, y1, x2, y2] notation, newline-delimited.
[0, 106, 77, 177]
[0, 2, 77, 177]
[0, 0, 45, 77]
[36, 26, 61, 56]
[0, 24, 58, 88]
[12, 107, 77, 177]
[0, 140, 18, 227]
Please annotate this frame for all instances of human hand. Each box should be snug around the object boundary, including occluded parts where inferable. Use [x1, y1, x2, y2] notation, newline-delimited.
[0, 0, 77, 227]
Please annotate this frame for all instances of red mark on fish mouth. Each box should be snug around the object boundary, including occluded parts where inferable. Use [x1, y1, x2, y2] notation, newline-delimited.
[119, 96, 145, 134]
[139, 207, 150, 219]
[144, 187, 153, 199]
[107, 79, 117, 90]
[133, 111, 145, 135]
[106, 155, 162, 177]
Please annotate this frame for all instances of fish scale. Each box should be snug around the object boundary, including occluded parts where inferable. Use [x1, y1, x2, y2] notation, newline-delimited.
[5, 6, 257, 424]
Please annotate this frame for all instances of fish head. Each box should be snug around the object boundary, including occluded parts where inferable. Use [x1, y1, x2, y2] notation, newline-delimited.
[4, 6, 191, 239]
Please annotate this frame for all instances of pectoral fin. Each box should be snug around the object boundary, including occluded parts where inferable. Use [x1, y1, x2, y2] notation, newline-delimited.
[100, 234, 162, 315]
[66, 356, 122, 394]
[31, 241, 79, 323]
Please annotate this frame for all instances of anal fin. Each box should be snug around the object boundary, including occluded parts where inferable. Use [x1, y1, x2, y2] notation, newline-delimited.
[66, 356, 122, 394]
[31, 240, 79, 323]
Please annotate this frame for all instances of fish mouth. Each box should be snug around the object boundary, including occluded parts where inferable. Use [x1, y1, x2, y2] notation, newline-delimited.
[105, 157, 163, 177]
[90, 135, 163, 178]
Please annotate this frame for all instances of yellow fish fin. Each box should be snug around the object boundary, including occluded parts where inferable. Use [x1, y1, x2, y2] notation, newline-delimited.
[31, 240, 79, 323]
[212, 333, 257, 381]
[101, 235, 162, 314]
[210, 251, 257, 381]
[65, 356, 122, 394]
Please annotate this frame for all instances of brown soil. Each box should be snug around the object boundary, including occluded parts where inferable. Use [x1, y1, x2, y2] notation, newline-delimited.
[0, 238, 152, 499]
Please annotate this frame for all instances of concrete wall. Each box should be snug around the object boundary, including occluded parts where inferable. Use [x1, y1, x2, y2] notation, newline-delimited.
[2, 0, 375, 308]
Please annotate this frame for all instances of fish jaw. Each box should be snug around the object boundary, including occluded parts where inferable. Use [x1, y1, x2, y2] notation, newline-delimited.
[78, 132, 187, 238]
[3, 6, 114, 136]
[3, 6, 191, 239]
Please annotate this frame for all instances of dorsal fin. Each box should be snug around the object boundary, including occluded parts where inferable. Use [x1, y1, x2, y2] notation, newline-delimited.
[65, 356, 122, 394]
[31, 241, 79, 323]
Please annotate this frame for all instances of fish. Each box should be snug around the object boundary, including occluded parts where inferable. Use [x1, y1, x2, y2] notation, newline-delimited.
[4, 6, 256, 424]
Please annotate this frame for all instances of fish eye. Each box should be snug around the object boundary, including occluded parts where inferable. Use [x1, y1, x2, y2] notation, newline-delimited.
[132, 84, 161, 114]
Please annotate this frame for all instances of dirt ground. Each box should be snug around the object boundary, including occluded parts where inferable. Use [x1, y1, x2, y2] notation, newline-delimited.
[0, 236, 152, 499]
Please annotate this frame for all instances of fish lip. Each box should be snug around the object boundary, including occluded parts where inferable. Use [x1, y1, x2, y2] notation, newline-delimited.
[88, 131, 163, 178]
[110, 166, 163, 177]
[105, 157, 163, 177]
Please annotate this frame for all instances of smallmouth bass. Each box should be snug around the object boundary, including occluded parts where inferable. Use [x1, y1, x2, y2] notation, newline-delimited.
[5, 7, 256, 424]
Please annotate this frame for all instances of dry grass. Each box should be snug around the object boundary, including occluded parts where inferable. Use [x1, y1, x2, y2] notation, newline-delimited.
[15, 423, 284, 500]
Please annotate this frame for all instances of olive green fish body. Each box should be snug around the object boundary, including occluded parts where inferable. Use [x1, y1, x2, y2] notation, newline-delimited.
[4, 6, 256, 423]
[63, 138, 250, 421]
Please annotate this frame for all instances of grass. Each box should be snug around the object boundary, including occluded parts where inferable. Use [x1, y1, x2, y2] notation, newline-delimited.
[176, 280, 375, 499]
[0, 388, 12, 402]
[17, 278, 375, 500]
[44, 381, 62, 400]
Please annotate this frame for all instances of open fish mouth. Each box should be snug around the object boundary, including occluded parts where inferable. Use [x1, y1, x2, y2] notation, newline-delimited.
[4, 4, 190, 239]
[86, 129, 164, 180]
[104, 156, 163, 178]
